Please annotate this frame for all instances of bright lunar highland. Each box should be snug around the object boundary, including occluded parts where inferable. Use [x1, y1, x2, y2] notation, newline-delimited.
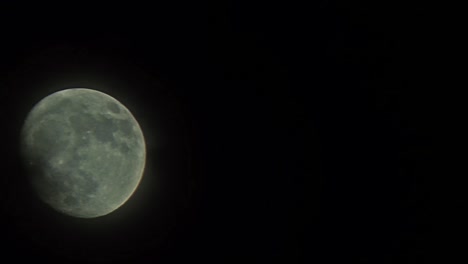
[20, 88, 146, 218]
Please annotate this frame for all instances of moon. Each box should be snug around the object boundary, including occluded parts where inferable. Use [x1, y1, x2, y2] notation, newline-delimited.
[20, 88, 146, 218]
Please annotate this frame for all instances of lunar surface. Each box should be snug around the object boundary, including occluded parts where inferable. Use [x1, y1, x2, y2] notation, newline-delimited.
[20, 88, 146, 218]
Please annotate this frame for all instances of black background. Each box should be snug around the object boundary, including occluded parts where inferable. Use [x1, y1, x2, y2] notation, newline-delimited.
[1, 1, 432, 263]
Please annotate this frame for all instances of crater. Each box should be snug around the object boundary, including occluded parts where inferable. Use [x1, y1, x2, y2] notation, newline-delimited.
[69, 113, 96, 133]
[107, 101, 121, 113]
[77, 170, 100, 195]
[69, 113, 116, 144]
[117, 119, 134, 136]
[94, 117, 117, 143]
[119, 143, 131, 154]
[63, 195, 79, 206]
[40, 98, 73, 117]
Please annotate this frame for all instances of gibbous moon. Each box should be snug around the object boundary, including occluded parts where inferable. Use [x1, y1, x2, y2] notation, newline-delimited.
[20, 88, 146, 218]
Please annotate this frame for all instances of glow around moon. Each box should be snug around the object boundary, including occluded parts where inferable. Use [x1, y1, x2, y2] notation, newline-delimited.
[20, 88, 146, 218]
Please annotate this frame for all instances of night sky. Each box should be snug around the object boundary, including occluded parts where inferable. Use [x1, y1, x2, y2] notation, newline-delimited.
[1, 1, 431, 263]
